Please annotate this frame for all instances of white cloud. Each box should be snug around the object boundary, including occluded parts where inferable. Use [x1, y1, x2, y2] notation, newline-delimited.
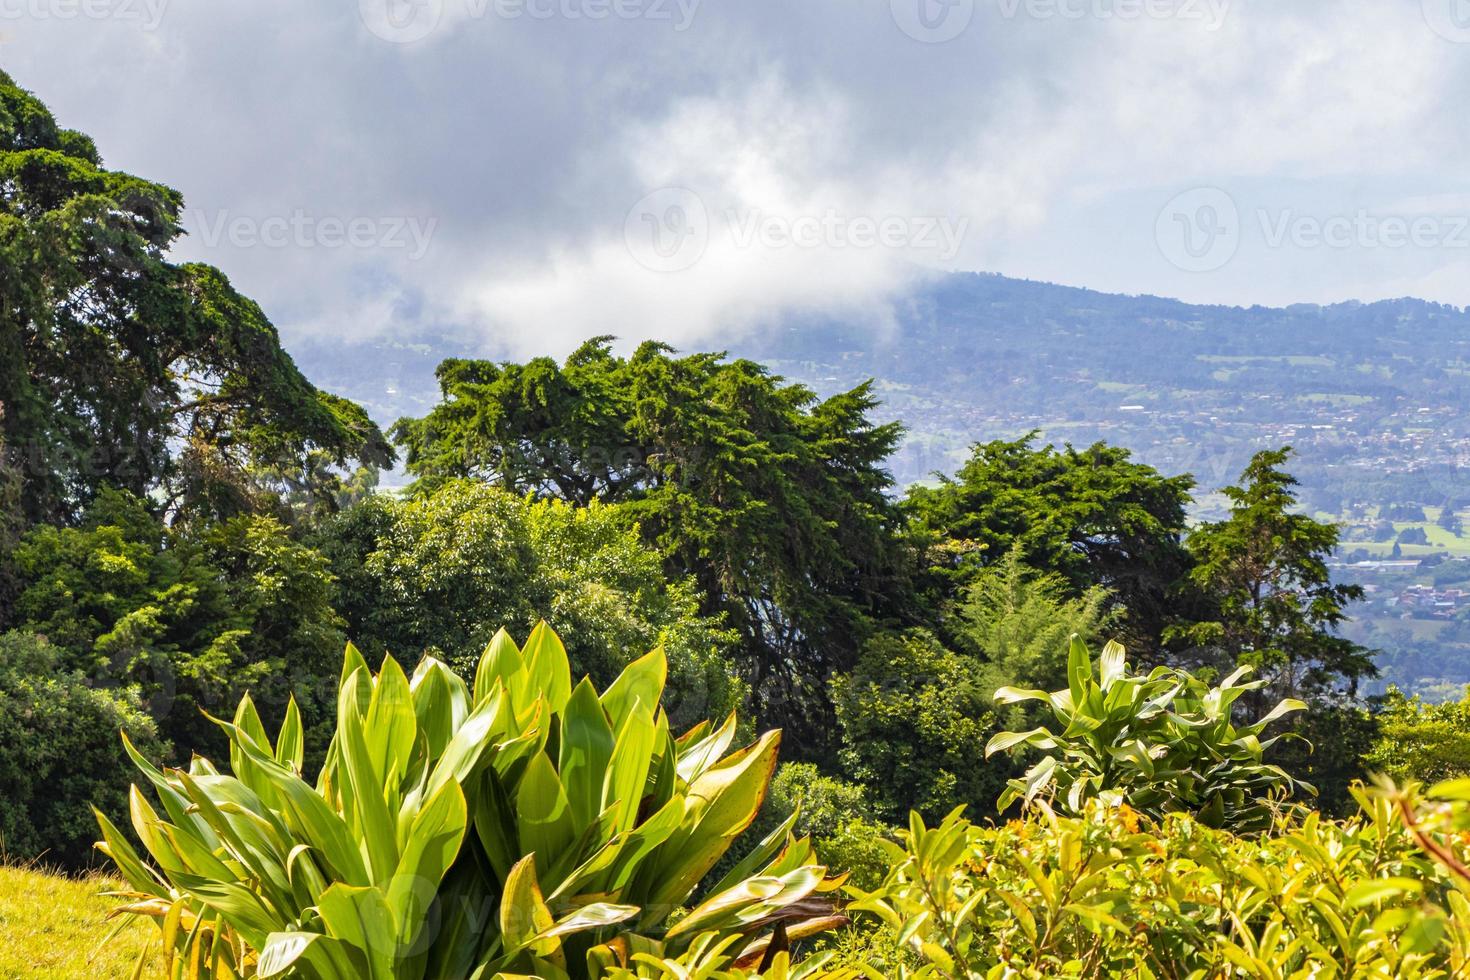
[4, 0, 1467, 356]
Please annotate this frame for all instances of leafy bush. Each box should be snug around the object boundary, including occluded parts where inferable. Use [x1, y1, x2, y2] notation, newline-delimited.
[847, 791, 1470, 977]
[313, 483, 742, 730]
[951, 545, 1114, 697]
[1367, 686, 1470, 785]
[0, 631, 166, 865]
[100, 624, 844, 977]
[831, 631, 1001, 822]
[12, 490, 345, 757]
[986, 637, 1309, 828]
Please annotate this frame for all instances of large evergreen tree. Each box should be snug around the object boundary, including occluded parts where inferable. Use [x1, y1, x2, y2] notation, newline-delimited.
[904, 434, 1195, 655]
[0, 69, 391, 539]
[1170, 448, 1374, 704]
[392, 337, 915, 750]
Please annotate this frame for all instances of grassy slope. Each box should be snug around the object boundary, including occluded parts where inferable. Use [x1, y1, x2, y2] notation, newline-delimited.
[0, 866, 156, 978]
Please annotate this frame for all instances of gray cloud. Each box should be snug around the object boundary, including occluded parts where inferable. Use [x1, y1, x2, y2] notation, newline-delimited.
[4, 0, 1468, 356]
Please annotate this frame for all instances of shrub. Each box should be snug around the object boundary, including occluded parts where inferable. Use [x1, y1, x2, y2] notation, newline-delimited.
[99, 624, 844, 977]
[986, 636, 1309, 828]
[1367, 686, 1470, 785]
[739, 764, 893, 893]
[847, 790, 1470, 977]
[831, 631, 1001, 822]
[0, 631, 166, 866]
[11, 490, 346, 759]
[951, 545, 1114, 696]
[313, 483, 743, 731]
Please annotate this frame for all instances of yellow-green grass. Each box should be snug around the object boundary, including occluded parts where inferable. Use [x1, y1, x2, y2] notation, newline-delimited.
[0, 864, 156, 978]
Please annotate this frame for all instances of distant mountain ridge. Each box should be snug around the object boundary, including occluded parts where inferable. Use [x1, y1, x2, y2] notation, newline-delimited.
[292, 271, 1470, 502]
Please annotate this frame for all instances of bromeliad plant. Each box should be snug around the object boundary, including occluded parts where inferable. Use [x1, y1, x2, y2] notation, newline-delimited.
[96, 623, 845, 978]
[985, 636, 1310, 828]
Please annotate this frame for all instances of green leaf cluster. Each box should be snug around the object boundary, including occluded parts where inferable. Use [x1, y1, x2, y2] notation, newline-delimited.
[0, 631, 166, 865]
[100, 624, 844, 978]
[986, 637, 1310, 829]
[847, 787, 1470, 978]
[10, 489, 345, 757]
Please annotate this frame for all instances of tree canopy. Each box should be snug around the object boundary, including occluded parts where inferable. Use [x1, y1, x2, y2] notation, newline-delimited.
[392, 337, 916, 750]
[0, 69, 391, 537]
[904, 433, 1195, 654]
[1169, 448, 1375, 704]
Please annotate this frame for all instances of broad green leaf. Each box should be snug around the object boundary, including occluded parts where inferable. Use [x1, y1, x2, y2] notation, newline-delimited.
[257, 932, 347, 979]
[517, 751, 576, 873]
[317, 884, 396, 979]
[1344, 877, 1423, 908]
[365, 653, 418, 794]
[602, 699, 657, 835]
[275, 697, 305, 775]
[475, 628, 526, 707]
[336, 670, 400, 883]
[1098, 640, 1126, 688]
[985, 728, 1057, 759]
[649, 731, 781, 910]
[675, 712, 738, 784]
[601, 647, 667, 733]
[410, 657, 469, 760]
[993, 686, 1051, 706]
[1066, 635, 1092, 707]
[560, 678, 617, 831]
[500, 855, 558, 959]
[521, 621, 573, 714]
[388, 779, 467, 950]
[531, 902, 640, 943]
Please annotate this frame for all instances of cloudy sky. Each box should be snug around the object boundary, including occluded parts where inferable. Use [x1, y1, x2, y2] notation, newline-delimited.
[5, 0, 1470, 355]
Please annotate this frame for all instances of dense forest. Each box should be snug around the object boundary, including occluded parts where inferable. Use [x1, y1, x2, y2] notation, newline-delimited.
[8, 68, 1470, 978]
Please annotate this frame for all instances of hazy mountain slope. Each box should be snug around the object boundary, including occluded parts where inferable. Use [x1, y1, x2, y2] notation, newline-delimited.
[292, 272, 1470, 504]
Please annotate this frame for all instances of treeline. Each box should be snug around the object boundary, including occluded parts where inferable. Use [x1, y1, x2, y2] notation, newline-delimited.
[0, 67, 1447, 879]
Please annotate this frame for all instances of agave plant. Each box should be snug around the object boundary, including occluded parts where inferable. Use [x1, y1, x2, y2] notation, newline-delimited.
[984, 636, 1310, 828]
[97, 623, 845, 978]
